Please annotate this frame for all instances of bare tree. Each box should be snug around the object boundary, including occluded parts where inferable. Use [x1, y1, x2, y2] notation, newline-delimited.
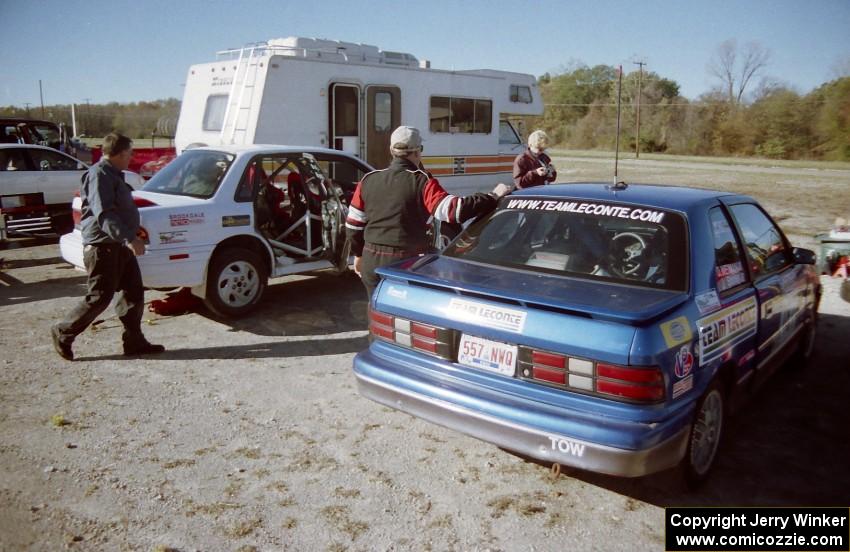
[708, 39, 771, 104]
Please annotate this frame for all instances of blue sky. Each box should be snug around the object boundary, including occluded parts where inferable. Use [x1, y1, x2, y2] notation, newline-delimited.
[1, 0, 848, 107]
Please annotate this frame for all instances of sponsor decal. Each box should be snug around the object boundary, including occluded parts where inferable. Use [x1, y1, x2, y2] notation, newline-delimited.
[169, 211, 205, 227]
[222, 214, 250, 227]
[672, 374, 694, 399]
[547, 436, 586, 458]
[695, 290, 721, 314]
[505, 198, 666, 224]
[446, 298, 526, 333]
[158, 231, 187, 245]
[698, 296, 758, 366]
[716, 262, 746, 291]
[660, 316, 693, 348]
[386, 285, 408, 300]
[674, 344, 694, 378]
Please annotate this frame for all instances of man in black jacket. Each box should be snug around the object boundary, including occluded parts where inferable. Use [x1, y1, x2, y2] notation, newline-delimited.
[346, 126, 510, 296]
[51, 133, 165, 360]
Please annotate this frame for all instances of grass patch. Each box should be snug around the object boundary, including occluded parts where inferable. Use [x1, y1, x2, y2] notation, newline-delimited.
[183, 499, 242, 517]
[50, 414, 71, 427]
[162, 459, 196, 469]
[224, 517, 263, 538]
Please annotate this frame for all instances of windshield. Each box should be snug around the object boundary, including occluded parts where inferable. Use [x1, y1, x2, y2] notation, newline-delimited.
[443, 197, 688, 291]
[143, 150, 235, 199]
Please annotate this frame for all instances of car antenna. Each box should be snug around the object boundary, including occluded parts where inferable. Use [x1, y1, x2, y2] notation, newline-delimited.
[609, 64, 628, 192]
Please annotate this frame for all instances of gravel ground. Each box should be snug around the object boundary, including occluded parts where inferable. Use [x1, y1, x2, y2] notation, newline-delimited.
[1, 157, 850, 551]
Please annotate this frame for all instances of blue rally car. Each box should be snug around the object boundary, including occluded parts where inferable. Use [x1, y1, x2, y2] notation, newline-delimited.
[352, 183, 822, 485]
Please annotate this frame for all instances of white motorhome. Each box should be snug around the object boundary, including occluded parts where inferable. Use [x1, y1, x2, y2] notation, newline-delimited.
[175, 37, 543, 193]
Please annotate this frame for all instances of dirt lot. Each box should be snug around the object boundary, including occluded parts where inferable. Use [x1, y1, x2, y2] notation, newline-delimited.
[1, 156, 850, 551]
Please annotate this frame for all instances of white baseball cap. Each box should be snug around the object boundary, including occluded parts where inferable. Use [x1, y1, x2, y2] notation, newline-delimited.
[390, 126, 423, 153]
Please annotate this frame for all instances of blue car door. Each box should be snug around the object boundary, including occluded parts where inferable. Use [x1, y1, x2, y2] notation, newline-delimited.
[724, 201, 806, 377]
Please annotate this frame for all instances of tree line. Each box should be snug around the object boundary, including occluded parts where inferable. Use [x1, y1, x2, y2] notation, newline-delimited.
[532, 41, 850, 161]
[0, 98, 180, 141]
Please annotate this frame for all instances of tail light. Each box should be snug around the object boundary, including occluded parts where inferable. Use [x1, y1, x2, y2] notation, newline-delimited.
[519, 347, 665, 404]
[369, 308, 453, 359]
[133, 196, 158, 208]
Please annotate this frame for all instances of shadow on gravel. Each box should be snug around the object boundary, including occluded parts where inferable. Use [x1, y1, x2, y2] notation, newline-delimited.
[0, 273, 87, 306]
[211, 271, 369, 337]
[516, 312, 850, 507]
[75, 334, 369, 362]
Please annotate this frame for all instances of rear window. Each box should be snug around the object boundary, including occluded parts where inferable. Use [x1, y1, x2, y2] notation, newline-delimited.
[443, 197, 688, 291]
[143, 150, 234, 199]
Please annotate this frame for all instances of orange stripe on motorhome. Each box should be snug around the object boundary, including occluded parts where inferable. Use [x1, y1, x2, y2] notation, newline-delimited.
[464, 166, 512, 174]
[428, 168, 454, 176]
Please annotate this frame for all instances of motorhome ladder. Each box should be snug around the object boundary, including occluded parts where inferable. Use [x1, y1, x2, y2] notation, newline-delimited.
[220, 46, 263, 145]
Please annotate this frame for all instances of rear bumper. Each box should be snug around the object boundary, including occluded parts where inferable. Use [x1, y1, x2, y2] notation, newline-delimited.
[2, 207, 68, 239]
[354, 347, 691, 478]
[60, 230, 212, 288]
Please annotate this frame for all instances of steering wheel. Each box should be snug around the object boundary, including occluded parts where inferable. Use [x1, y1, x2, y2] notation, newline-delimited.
[608, 232, 647, 278]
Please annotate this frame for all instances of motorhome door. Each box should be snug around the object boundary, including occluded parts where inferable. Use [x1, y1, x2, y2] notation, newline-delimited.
[329, 84, 360, 156]
[365, 86, 400, 169]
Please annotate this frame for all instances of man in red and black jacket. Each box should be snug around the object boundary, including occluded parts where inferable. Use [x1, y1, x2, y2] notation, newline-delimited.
[346, 126, 510, 296]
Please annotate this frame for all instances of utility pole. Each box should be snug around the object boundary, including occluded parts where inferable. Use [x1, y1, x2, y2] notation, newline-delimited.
[39, 80, 45, 118]
[83, 98, 91, 135]
[633, 60, 646, 159]
[23, 102, 31, 116]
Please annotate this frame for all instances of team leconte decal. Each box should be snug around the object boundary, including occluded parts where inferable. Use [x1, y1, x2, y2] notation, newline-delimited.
[158, 231, 187, 245]
[221, 215, 250, 227]
[386, 286, 408, 300]
[505, 198, 666, 223]
[672, 375, 694, 399]
[660, 316, 693, 348]
[698, 296, 758, 366]
[446, 298, 527, 333]
[695, 289, 721, 314]
[674, 343, 694, 378]
[169, 212, 205, 227]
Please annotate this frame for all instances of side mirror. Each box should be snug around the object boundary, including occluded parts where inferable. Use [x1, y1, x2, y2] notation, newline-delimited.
[792, 247, 816, 265]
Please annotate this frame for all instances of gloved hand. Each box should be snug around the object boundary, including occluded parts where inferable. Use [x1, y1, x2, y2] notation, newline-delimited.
[492, 183, 511, 198]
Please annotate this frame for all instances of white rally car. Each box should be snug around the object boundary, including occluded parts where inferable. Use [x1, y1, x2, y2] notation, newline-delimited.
[60, 145, 372, 317]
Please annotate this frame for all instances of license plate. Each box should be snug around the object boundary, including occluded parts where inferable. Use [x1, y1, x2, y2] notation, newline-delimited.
[457, 334, 517, 376]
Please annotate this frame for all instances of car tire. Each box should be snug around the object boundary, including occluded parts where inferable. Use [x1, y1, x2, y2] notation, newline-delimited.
[682, 379, 725, 489]
[204, 248, 267, 318]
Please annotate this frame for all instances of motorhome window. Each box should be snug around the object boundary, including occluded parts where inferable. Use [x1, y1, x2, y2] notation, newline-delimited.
[334, 87, 359, 136]
[203, 95, 228, 131]
[510, 85, 533, 103]
[374, 92, 392, 132]
[499, 121, 522, 145]
[429, 97, 450, 133]
[143, 150, 234, 199]
[429, 97, 492, 134]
